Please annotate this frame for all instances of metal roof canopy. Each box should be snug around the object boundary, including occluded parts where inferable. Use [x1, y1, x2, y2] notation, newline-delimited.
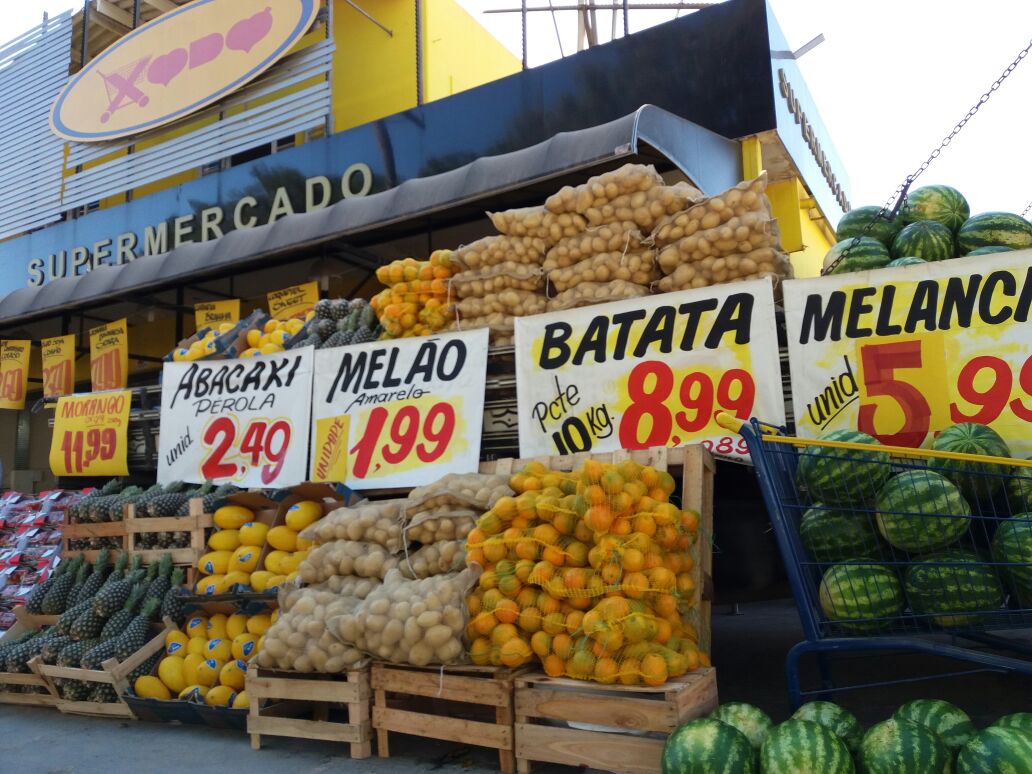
[0, 105, 740, 331]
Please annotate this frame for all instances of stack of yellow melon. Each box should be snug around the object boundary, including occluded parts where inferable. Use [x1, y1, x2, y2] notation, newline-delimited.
[195, 502, 322, 595]
[135, 610, 275, 706]
[239, 317, 307, 358]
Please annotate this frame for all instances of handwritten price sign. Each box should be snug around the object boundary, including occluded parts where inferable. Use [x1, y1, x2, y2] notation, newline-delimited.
[89, 319, 128, 391]
[49, 391, 131, 477]
[158, 348, 313, 487]
[785, 250, 1032, 453]
[0, 340, 30, 410]
[516, 280, 784, 460]
[310, 329, 488, 488]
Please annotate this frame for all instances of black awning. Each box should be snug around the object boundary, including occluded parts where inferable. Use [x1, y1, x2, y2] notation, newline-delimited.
[0, 105, 740, 327]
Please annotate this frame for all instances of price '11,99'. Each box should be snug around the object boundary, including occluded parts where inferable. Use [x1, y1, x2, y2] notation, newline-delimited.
[60, 428, 117, 474]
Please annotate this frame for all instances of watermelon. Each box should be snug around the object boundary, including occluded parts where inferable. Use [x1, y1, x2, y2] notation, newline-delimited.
[796, 430, 891, 506]
[799, 507, 883, 563]
[902, 185, 970, 232]
[904, 550, 1005, 627]
[836, 206, 902, 246]
[860, 718, 952, 774]
[711, 702, 774, 751]
[759, 719, 855, 774]
[956, 726, 1032, 774]
[819, 563, 903, 633]
[790, 701, 862, 753]
[932, 422, 1011, 500]
[1006, 462, 1032, 514]
[991, 514, 1032, 605]
[890, 220, 955, 261]
[887, 256, 926, 267]
[875, 470, 971, 552]
[994, 713, 1032, 734]
[661, 718, 757, 774]
[823, 237, 892, 275]
[967, 245, 1013, 256]
[957, 212, 1032, 254]
[893, 699, 976, 751]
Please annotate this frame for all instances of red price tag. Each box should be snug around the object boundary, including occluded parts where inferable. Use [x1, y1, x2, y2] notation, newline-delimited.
[43, 360, 73, 397]
[0, 367, 23, 403]
[348, 400, 457, 480]
[200, 416, 293, 485]
[91, 349, 123, 392]
[59, 427, 119, 474]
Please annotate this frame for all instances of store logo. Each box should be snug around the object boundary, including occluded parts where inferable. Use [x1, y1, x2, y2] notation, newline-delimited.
[50, 0, 319, 142]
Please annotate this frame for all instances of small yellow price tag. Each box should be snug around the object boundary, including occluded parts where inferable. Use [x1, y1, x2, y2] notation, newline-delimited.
[49, 391, 131, 477]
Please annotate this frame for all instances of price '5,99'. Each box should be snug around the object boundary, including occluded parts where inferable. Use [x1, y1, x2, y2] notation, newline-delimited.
[201, 416, 292, 485]
[858, 338, 1032, 447]
[60, 428, 117, 474]
[349, 400, 457, 480]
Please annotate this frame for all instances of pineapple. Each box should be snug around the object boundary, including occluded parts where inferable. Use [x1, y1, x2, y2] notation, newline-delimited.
[40, 635, 72, 665]
[114, 598, 160, 662]
[145, 554, 174, 600]
[26, 560, 72, 614]
[99, 479, 122, 496]
[159, 568, 186, 626]
[93, 566, 144, 617]
[55, 599, 93, 636]
[150, 492, 189, 517]
[90, 683, 117, 703]
[41, 555, 83, 614]
[66, 561, 92, 608]
[73, 549, 111, 606]
[69, 600, 109, 641]
[100, 584, 146, 640]
[127, 651, 162, 684]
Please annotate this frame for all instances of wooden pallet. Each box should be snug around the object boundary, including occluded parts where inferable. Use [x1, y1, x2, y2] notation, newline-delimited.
[514, 668, 718, 774]
[481, 445, 715, 652]
[38, 622, 173, 719]
[372, 662, 528, 774]
[246, 664, 371, 758]
[126, 499, 213, 585]
[0, 609, 62, 707]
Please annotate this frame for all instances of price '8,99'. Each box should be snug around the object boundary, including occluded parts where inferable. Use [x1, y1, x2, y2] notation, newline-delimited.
[201, 417, 292, 485]
[858, 339, 1032, 447]
[618, 360, 756, 449]
[349, 401, 456, 479]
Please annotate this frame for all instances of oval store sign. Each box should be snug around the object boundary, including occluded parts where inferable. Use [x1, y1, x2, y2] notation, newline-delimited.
[50, 0, 319, 142]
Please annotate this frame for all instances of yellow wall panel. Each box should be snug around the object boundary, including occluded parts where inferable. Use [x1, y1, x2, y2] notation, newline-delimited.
[423, 1, 520, 101]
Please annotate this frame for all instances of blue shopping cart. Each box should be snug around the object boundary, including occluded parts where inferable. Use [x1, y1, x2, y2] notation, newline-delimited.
[718, 414, 1032, 707]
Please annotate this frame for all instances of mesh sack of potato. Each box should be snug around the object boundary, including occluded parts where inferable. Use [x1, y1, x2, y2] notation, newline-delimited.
[257, 583, 366, 672]
[546, 279, 650, 312]
[299, 540, 402, 584]
[300, 500, 406, 552]
[584, 182, 704, 231]
[321, 574, 382, 598]
[543, 221, 645, 271]
[486, 206, 588, 245]
[652, 174, 771, 247]
[654, 246, 792, 291]
[399, 541, 467, 579]
[547, 248, 659, 293]
[654, 209, 778, 274]
[453, 235, 549, 272]
[405, 472, 514, 518]
[447, 313, 516, 346]
[331, 567, 479, 666]
[405, 507, 477, 544]
[449, 262, 545, 299]
[455, 289, 547, 319]
[545, 163, 663, 215]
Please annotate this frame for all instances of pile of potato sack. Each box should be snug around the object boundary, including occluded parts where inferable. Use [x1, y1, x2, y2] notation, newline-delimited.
[372, 164, 791, 345]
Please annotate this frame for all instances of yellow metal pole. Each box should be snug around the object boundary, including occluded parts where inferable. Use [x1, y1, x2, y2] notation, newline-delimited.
[741, 135, 763, 180]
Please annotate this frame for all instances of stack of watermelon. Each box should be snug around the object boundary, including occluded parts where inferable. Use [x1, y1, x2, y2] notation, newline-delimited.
[824, 183, 1032, 275]
[793, 423, 1032, 634]
[662, 698, 1032, 773]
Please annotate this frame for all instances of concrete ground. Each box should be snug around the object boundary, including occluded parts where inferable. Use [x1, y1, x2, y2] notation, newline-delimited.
[3, 599, 1030, 773]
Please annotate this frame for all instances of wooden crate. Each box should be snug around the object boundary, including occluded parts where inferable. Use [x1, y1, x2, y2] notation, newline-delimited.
[38, 622, 173, 719]
[0, 609, 62, 707]
[246, 664, 371, 758]
[372, 662, 528, 774]
[126, 499, 213, 584]
[61, 520, 127, 562]
[481, 445, 715, 652]
[514, 668, 718, 774]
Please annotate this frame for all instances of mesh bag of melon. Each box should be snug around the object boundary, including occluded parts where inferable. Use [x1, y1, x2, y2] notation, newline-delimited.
[330, 567, 478, 666]
[449, 262, 545, 299]
[453, 235, 549, 272]
[547, 248, 660, 293]
[455, 289, 547, 320]
[375, 252, 455, 287]
[299, 500, 406, 553]
[464, 459, 707, 682]
[583, 182, 704, 231]
[546, 279, 650, 312]
[486, 206, 588, 246]
[543, 221, 645, 271]
[399, 541, 467, 579]
[298, 540, 401, 585]
[545, 163, 664, 216]
[257, 583, 367, 673]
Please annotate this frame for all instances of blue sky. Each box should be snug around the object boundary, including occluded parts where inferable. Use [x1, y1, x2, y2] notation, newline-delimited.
[5, 1, 1032, 218]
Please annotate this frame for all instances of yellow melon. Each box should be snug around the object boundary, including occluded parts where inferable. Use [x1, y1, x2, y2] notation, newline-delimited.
[232, 633, 258, 661]
[246, 613, 272, 636]
[264, 574, 287, 591]
[165, 631, 189, 657]
[208, 529, 241, 552]
[276, 553, 300, 575]
[266, 526, 298, 552]
[195, 658, 222, 687]
[206, 638, 232, 662]
[239, 521, 269, 547]
[182, 653, 204, 685]
[198, 550, 232, 576]
[219, 659, 247, 691]
[185, 616, 208, 639]
[187, 637, 207, 657]
[226, 613, 248, 640]
[295, 535, 314, 551]
[205, 685, 237, 707]
[232, 690, 250, 709]
[230, 545, 260, 573]
[178, 684, 208, 703]
[263, 550, 289, 574]
[158, 656, 187, 694]
[197, 575, 227, 596]
[207, 614, 228, 640]
[135, 675, 170, 700]
[214, 505, 253, 530]
[285, 501, 321, 532]
[224, 571, 252, 590]
[249, 571, 275, 592]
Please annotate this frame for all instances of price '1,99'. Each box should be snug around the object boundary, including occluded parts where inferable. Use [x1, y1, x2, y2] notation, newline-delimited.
[60, 428, 117, 474]
[201, 416, 292, 485]
[349, 401, 457, 479]
[618, 360, 756, 449]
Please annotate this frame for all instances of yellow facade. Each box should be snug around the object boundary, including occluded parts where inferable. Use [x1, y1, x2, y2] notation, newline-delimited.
[423, 1, 521, 101]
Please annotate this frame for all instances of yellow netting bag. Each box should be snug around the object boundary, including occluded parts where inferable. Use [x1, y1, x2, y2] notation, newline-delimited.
[464, 458, 707, 681]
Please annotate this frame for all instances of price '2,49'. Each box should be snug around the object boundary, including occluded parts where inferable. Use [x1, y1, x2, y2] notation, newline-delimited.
[201, 416, 292, 485]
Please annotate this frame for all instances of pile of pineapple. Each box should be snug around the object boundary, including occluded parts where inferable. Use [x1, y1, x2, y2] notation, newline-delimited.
[134, 608, 273, 707]
[9, 551, 187, 703]
[286, 298, 382, 350]
[194, 502, 321, 595]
